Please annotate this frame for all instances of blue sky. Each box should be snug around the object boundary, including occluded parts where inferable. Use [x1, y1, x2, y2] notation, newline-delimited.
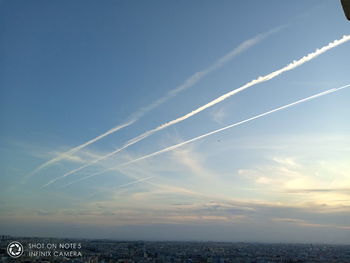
[1, 0, 350, 243]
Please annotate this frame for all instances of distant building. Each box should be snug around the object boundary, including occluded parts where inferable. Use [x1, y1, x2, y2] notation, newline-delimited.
[0, 235, 11, 241]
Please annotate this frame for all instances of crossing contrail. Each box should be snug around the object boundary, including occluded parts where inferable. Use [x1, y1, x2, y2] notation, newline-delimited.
[84, 176, 154, 190]
[29, 27, 280, 177]
[43, 34, 350, 187]
[49, 83, 350, 188]
[27, 120, 135, 177]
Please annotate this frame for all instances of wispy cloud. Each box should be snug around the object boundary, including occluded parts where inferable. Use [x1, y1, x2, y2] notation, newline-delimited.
[210, 106, 228, 124]
[272, 217, 350, 230]
[29, 28, 279, 178]
[57, 83, 350, 187]
[285, 188, 350, 193]
[171, 147, 213, 178]
[43, 35, 350, 187]
[240, 152, 350, 206]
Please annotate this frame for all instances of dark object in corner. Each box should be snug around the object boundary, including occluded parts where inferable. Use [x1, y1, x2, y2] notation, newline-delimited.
[341, 0, 350, 20]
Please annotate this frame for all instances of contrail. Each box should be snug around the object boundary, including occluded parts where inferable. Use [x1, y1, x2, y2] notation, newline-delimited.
[30, 28, 280, 177]
[51, 83, 350, 187]
[131, 26, 284, 117]
[88, 176, 155, 199]
[104, 176, 155, 191]
[43, 34, 350, 187]
[27, 120, 135, 177]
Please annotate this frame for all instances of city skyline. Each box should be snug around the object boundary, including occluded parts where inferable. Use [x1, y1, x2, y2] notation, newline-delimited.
[1, 1, 350, 243]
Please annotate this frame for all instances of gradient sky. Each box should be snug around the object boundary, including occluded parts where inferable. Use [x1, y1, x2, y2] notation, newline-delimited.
[1, 0, 350, 243]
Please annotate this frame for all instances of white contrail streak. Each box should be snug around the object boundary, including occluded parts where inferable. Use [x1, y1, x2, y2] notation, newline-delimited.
[28, 120, 135, 177]
[30, 28, 280, 177]
[43, 34, 350, 187]
[59, 83, 350, 187]
[128, 26, 284, 121]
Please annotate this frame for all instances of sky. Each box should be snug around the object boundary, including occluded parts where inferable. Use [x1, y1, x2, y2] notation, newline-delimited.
[0, 0, 350, 243]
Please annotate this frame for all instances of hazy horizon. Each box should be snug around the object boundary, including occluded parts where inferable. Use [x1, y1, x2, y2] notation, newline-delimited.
[2, 230, 350, 245]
